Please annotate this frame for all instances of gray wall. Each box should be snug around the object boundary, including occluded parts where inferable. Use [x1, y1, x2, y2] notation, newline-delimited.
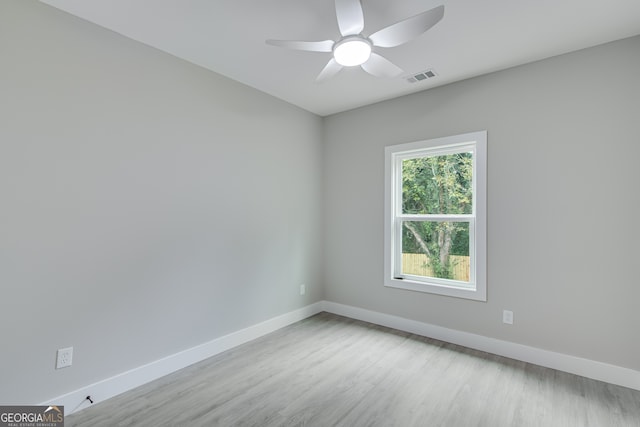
[0, 1, 323, 404]
[323, 35, 640, 371]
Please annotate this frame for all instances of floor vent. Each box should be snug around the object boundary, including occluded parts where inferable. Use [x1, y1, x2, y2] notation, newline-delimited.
[405, 69, 437, 83]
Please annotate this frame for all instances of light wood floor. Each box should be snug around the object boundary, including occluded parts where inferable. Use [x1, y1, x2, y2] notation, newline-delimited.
[67, 312, 640, 426]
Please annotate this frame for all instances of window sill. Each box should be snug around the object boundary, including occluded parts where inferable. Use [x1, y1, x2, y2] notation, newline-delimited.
[384, 277, 486, 301]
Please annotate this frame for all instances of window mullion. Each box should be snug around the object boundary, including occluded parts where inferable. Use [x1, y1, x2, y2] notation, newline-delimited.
[398, 214, 473, 222]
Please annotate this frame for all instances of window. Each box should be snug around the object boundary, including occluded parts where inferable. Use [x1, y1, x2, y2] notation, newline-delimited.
[384, 131, 486, 301]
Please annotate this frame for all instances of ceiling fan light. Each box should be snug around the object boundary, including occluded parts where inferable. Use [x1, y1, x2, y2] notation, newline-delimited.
[333, 38, 372, 67]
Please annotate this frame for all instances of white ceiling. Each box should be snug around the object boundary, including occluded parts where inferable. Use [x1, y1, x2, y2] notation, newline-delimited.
[40, 0, 640, 116]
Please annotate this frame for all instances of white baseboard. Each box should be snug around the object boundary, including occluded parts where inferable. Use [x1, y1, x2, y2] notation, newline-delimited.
[42, 300, 639, 415]
[40, 302, 324, 414]
[321, 301, 640, 392]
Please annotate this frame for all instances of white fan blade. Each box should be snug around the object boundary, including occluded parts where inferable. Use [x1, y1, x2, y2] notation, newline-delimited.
[335, 0, 364, 36]
[369, 5, 444, 48]
[361, 53, 403, 78]
[316, 58, 343, 82]
[266, 39, 334, 52]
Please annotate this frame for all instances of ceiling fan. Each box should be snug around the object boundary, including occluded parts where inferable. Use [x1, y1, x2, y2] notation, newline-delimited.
[266, 0, 444, 82]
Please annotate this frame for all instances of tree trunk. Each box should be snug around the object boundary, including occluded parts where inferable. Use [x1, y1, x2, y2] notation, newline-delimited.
[436, 160, 451, 268]
[404, 222, 431, 257]
[439, 226, 452, 267]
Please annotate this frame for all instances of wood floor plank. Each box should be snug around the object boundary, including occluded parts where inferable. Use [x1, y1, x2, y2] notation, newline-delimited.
[66, 312, 640, 426]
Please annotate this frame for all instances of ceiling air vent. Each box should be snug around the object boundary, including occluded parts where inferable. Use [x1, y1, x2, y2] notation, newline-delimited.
[405, 69, 437, 83]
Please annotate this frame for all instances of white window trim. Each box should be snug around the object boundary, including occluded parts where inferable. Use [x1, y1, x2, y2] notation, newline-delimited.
[384, 131, 487, 301]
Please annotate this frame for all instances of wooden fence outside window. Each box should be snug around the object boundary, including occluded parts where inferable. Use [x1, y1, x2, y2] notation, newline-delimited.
[402, 253, 470, 282]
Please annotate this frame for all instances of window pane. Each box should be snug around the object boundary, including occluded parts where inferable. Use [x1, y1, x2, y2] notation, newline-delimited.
[401, 221, 470, 282]
[402, 152, 473, 215]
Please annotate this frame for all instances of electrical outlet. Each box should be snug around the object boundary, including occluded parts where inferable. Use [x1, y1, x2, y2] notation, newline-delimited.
[503, 310, 514, 325]
[56, 347, 73, 369]
[300, 284, 306, 295]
